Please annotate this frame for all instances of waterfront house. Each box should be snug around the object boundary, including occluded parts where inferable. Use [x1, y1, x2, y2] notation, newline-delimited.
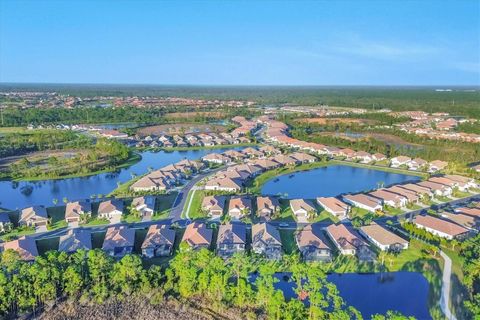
[290, 152, 317, 163]
[98, 199, 124, 223]
[339, 148, 356, 159]
[397, 183, 433, 199]
[259, 145, 281, 156]
[272, 154, 298, 166]
[443, 175, 478, 190]
[223, 150, 246, 161]
[102, 226, 135, 257]
[131, 196, 156, 221]
[130, 175, 169, 192]
[316, 197, 350, 221]
[216, 223, 247, 258]
[202, 153, 231, 164]
[251, 223, 283, 260]
[369, 189, 408, 208]
[296, 224, 332, 262]
[0, 213, 11, 233]
[342, 194, 382, 212]
[228, 196, 252, 220]
[1, 236, 38, 261]
[353, 151, 373, 163]
[181, 222, 213, 250]
[248, 158, 281, 171]
[359, 223, 408, 251]
[413, 215, 470, 240]
[241, 147, 264, 158]
[290, 199, 317, 223]
[407, 158, 428, 171]
[325, 223, 370, 257]
[390, 156, 412, 168]
[65, 201, 92, 226]
[417, 181, 452, 197]
[205, 177, 243, 192]
[428, 160, 448, 173]
[58, 229, 92, 254]
[201, 195, 226, 219]
[141, 224, 176, 258]
[256, 196, 280, 220]
[384, 186, 420, 204]
[372, 153, 387, 162]
[19, 206, 48, 228]
[232, 164, 263, 177]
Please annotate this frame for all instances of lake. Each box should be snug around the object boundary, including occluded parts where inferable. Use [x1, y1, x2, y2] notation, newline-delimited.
[0, 147, 242, 210]
[258, 272, 431, 319]
[261, 164, 420, 199]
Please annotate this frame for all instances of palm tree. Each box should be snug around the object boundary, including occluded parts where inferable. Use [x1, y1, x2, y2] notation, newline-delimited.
[52, 198, 58, 206]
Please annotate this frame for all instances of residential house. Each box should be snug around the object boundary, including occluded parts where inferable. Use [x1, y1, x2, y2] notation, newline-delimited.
[58, 229, 92, 254]
[181, 222, 213, 250]
[130, 175, 169, 192]
[372, 153, 387, 162]
[428, 160, 448, 173]
[19, 206, 49, 228]
[353, 151, 373, 163]
[417, 181, 452, 196]
[1, 236, 38, 261]
[201, 195, 226, 219]
[205, 177, 243, 192]
[390, 156, 412, 168]
[325, 223, 370, 257]
[131, 196, 156, 221]
[397, 184, 433, 199]
[97, 199, 124, 224]
[65, 201, 92, 225]
[290, 199, 317, 223]
[228, 196, 252, 220]
[440, 212, 479, 231]
[272, 154, 298, 166]
[413, 215, 470, 240]
[0, 213, 11, 233]
[102, 226, 135, 257]
[216, 223, 247, 258]
[385, 186, 420, 204]
[369, 189, 408, 208]
[407, 158, 428, 171]
[316, 197, 350, 220]
[202, 153, 231, 164]
[241, 147, 263, 158]
[342, 194, 383, 212]
[251, 223, 283, 260]
[359, 223, 408, 251]
[249, 158, 281, 171]
[223, 150, 245, 161]
[290, 152, 317, 163]
[296, 224, 332, 262]
[444, 175, 478, 190]
[454, 207, 480, 218]
[256, 196, 280, 220]
[141, 224, 176, 257]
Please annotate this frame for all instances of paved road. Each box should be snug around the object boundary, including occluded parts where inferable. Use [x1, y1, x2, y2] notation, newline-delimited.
[439, 251, 458, 320]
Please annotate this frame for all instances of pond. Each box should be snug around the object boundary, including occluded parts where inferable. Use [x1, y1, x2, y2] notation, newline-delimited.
[261, 164, 421, 199]
[255, 272, 431, 319]
[0, 147, 242, 210]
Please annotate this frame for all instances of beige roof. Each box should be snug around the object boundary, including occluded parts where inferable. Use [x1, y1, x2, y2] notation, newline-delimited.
[428, 177, 456, 187]
[417, 181, 447, 191]
[397, 183, 432, 195]
[257, 196, 280, 212]
[316, 197, 350, 213]
[2, 236, 38, 261]
[141, 224, 176, 249]
[217, 223, 247, 246]
[59, 229, 92, 253]
[360, 224, 408, 246]
[429, 160, 448, 169]
[385, 186, 419, 202]
[202, 195, 226, 211]
[392, 156, 411, 163]
[290, 199, 316, 213]
[248, 158, 279, 170]
[296, 224, 331, 250]
[441, 212, 477, 229]
[369, 189, 406, 203]
[272, 154, 297, 165]
[252, 223, 282, 246]
[343, 194, 381, 209]
[229, 196, 252, 211]
[454, 207, 480, 218]
[20, 206, 48, 223]
[182, 222, 212, 247]
[290, 152, 317, 162]
[98, 199, 124, 214]
[414, 215, 469, 237]
[205, 177, 243, 190]
[65, 201, 92, 219]
[102, 226, 135, 251]
[326, 224, 367, 250]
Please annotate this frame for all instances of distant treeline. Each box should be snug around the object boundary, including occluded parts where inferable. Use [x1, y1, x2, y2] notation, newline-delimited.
[2, 84, 479, 118]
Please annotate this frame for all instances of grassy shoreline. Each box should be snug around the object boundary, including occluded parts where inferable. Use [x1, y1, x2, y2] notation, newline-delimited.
[2, 152, 142, 182]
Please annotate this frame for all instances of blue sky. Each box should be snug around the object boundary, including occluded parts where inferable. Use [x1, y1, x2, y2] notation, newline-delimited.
[1, 0, 479, 85]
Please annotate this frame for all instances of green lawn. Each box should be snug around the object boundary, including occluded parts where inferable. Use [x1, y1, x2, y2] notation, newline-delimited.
[311, 210, 338, 223]
[452, 190, 471, 198]
[183, 190, 208, 219]
[0, 226, 35, 241]
[279, 229, 297, 254]
[435, 196, 453, 203]
[271, 199, 296, 222]
[47, 206, 67, 230]
[406, 203, 423, 210]
[383, 206, 405, 216]
[349, 207, 372, 218]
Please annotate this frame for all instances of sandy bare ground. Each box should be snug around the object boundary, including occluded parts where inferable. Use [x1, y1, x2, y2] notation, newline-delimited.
[137, 123, 226, 136]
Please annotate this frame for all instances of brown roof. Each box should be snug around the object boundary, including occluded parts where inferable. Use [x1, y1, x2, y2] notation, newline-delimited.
[2, 236, 38, 261]
[290, 199, 316, 213]
[98, 199, 124, 214]
[441, 212, 477, 230]
[201, 195, 226, 211]
[252, 223, 282, 246]
[296, 224, 331, 250]
[417, 181, 448, 191]
[59, 229, 92, 252]
[326, 224, 367, 250]
[65, 201, 92, 219]
[397, 183, 432, 195]
[316, 197, 350, 213]
[102, 226, 135, 251]
[385, 186, 419, 202]
[360, 224, 408, 246]
[182, 222, 212, 247]
[20, 206, 48, 223]
[141, 224, 176, 249]
[369, 189, 406, 204]
[229, 196, 252, 211]
[343, 194, 381, 209]
[414, 215, 469, 237]
[454, 207, 480, 218]
[256, 196, 280, 212]
[217, 223, 247, 246]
